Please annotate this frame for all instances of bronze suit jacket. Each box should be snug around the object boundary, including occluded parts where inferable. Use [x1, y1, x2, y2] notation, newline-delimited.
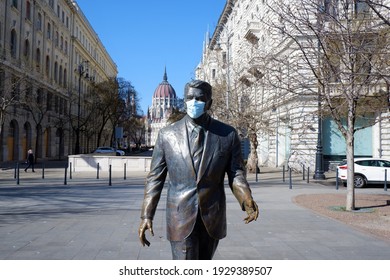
[140, 115, 254, 241]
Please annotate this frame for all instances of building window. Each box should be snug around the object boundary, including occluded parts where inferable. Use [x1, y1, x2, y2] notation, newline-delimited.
[63, 68, 67, 87]
[59, 65, 63, 85]
[47, 92, 53, 111]
[57, 5, 60, 17]
[45, 56, 50, 77]
[47, 22, 51, 39]
[222, 52, 227, 65]
[37, 88, 43, 105]
[355, 0, 370, 16]
[49, 0, 54, 9]
[10, 29, 17, 58]
[11, 75, 20, 100]
[26, 1, 31, 21]
[60, 36, 63, 50]
[55, 31, 59, 47]
[64, 40, 68, 54]
[35, 48, 41, 72]
[54, 62, 58, 83]
[55, 95, 59, 113]
[12, 0, 18, 9]
[37, 13, 42, 31]
[24, 39, 30, 59]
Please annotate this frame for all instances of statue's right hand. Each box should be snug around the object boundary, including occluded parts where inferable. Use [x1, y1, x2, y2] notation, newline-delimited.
[138, 218, 154, 247]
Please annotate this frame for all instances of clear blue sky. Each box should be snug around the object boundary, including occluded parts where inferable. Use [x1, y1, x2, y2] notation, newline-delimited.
[75, 0, 226, 115]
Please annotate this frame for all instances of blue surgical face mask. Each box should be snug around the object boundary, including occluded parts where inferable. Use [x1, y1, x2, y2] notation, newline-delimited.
[186, 99, 206, 119]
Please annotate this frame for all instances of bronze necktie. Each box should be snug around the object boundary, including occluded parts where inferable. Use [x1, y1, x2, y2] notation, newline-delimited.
[191, 126, 204, 172]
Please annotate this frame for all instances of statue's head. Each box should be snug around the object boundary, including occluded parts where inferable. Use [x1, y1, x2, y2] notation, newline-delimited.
[184, 80, 213, 119]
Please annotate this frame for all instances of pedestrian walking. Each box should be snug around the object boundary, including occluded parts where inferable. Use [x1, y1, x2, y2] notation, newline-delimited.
[25, 148, 35, 172]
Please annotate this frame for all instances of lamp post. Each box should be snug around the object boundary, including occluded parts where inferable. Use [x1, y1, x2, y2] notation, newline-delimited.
[313, 5, 325, 180]
[74, 61, 89, 154]
[313, 92, 326, 180]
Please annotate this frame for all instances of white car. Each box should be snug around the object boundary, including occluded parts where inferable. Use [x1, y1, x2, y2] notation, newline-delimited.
[92, 146, 125, 156]
[337, 157, 390, 188]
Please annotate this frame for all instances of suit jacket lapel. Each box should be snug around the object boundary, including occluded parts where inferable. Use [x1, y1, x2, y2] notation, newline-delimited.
[197, 126, 218, 183]
[179, 117, 195, 173]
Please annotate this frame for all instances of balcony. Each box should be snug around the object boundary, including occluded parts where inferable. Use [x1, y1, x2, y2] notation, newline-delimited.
[244, 21, 261, 45]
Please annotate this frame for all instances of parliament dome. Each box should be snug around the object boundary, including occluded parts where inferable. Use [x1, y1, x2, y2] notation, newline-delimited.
[153, 69, 176, 99]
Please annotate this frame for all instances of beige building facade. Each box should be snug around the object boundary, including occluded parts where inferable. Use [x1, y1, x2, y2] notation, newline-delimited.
[0, 0, 117, 163]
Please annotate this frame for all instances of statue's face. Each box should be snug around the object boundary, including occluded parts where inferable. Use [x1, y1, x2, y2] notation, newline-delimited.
[185, 87, 208, 103]
[185, 88, 206, 119]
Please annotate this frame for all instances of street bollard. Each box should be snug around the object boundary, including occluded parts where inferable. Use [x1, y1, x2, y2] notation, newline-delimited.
[109, 164, 112, 186]
[16, 162, 20, 185]
[124, 163, 127, 180]
[69, 162, 72, 179]
[385, 169, 388, 191]
[307, 167, 310, 183]
[302, 165, 305, 180]
[289, 168, 292, 189]
[14, 163, 17, 179]
[42, 162, 45, 179]
[255, 166, 259, 182]
[336, 168, 339, 190]
[97, 163, 100, 179]
[283, 165, 285, 182]
[64, 166, 67, 185]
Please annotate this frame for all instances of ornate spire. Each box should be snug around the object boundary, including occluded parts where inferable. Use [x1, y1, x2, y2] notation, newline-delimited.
[163, 66, 168, 82]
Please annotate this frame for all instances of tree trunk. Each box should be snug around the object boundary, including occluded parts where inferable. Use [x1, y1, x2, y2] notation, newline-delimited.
[246, 134, 258, 173]
[346, 109, 356, 211]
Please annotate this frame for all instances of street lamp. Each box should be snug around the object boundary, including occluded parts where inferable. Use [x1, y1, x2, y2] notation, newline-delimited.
[74, 60, 89, 154]
[313, 5, 325, 180]
[313, 92, 326, 180]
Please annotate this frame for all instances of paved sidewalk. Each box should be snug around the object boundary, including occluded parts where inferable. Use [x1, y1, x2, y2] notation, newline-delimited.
[0, 164, 389, 260]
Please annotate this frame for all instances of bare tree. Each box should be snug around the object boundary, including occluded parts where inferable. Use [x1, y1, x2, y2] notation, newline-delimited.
[19, 82, 51, 161]
[0, 71, 25, 138]
[123, 117, 145, 150]
[263, 0, 390, 210]
[209, 56, 271, 173]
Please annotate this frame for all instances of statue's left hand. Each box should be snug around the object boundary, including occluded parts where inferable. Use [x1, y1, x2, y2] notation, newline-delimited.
[243, 199, 259, 224]
[139, 218, 154, 247]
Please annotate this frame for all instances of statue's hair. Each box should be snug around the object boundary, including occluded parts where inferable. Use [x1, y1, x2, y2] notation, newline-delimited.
[184, 79, 212, 100]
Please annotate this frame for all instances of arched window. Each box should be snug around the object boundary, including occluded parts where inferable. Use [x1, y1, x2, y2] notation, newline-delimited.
[10, 29, 17, 58]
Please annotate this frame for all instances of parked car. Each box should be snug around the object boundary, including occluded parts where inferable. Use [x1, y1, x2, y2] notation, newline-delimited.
[337, 157, 390, 188]
[92, 146, 125, 156]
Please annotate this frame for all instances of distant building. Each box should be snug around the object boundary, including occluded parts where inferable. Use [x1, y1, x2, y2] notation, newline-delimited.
[146, 69, 178, 146]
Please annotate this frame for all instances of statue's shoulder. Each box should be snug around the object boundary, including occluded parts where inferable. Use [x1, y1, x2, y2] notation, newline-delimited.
[159, 117, 185, 135]
[209, 118, 236, 134]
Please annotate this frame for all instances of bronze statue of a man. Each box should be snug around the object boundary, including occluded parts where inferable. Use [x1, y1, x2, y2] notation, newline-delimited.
[139, 79, 259, 260]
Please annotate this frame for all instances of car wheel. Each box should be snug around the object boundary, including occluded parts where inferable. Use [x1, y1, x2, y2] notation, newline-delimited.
[354, 174, 366, 188]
